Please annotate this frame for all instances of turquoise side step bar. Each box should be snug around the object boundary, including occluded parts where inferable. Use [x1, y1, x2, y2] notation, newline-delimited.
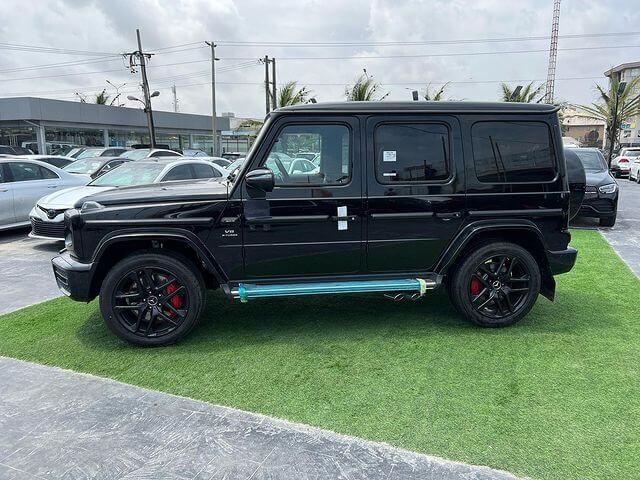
[233, 278, 436, 302]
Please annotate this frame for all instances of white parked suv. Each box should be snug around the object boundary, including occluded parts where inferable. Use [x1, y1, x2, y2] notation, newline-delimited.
[629, 155, 640, 183]
[29, 158, 229, 240]
[610, 147, 640, 178]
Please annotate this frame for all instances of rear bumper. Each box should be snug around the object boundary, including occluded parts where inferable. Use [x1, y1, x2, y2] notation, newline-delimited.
[51, 252, 94, 302]
[547, 247, 578, 275]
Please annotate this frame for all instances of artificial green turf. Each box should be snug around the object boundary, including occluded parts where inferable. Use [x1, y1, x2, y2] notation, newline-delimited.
[1, 230, 638, 479]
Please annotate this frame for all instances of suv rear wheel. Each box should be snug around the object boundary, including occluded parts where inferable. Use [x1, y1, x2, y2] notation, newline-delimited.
[449, 242, 541, 327]
[99, 252, 206, 346]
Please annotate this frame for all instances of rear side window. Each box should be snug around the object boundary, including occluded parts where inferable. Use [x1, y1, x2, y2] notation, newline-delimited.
[40, 166, 59, 179]
[472, 121, 556, 183]
[8, 162, 49, 181]
[193, 164, 221, 178]
[375, 123, 450, 183]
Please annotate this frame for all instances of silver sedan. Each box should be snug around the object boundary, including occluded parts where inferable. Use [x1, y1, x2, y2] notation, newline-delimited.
[0, 158, 90, 231]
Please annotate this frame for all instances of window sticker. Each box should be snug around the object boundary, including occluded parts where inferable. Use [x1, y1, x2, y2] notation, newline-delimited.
[382, 150, 397, 162]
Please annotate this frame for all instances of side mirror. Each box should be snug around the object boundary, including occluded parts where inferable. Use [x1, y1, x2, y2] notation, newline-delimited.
[245, 168, 275, 197]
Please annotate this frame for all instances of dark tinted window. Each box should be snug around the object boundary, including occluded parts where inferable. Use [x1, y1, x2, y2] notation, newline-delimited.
[193, 164, 220, 178]
[472, 121, 556, 183]
[573, 149, 606, 171]
[40, 166, 58, 179]
[0, 165, 5, 183]
[0, 146, 14, 154]
[375, 123, 449, 183]
[151, 150, 178, 157]
[42, 157, 72, 168]
[8, 162, 44, 181]
[163, 165, 193, 181]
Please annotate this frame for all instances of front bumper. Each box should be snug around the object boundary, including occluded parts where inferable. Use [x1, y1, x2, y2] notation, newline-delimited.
[51, 252, 95, 302]
[547, 247, 578, 275]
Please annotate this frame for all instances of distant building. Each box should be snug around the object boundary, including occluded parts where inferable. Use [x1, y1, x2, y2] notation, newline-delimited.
[0, 97, 232, 155]
[561, 106, 605, 148]
[605, 61, 640, 147]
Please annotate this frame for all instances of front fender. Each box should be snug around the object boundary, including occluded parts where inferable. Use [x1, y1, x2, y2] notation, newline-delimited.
[92, 227, 226, 284]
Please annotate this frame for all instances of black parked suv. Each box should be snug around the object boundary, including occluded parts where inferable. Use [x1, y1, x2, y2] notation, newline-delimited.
[52, 102, 582, 346]
[566, 147, 618, 227]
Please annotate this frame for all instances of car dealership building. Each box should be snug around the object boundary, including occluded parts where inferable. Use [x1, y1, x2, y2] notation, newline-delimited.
[0, 97, 234, 155]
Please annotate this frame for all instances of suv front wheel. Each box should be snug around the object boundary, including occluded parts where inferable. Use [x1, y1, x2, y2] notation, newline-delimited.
[449, 242, 541, 327]
[99, 252, 206, 346]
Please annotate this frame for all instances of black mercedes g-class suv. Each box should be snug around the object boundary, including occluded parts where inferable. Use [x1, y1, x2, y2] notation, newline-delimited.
[52, 102, 582, 346]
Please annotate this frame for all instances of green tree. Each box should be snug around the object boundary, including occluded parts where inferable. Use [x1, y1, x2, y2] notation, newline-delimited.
[577, 76, 640, 166]
[276, 81, 310, 108]
[501, 82, 544, 102]
[95, 89, 110, 105]
[423, 82, 450, 101]
[345, 70, 388, 101]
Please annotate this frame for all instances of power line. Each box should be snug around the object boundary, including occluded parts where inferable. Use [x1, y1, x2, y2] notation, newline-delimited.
[212, 30, 640, 47]
[0, 75, 606, 99]
[0, 42, 120, 56]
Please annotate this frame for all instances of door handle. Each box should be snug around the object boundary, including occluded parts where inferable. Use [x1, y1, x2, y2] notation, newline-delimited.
[434, 212, 462, 220]
[221, 215, 240, 224]
[330, 215, 357, 221]
[0, 188, 7, 192]
[47, 185, 59, 189]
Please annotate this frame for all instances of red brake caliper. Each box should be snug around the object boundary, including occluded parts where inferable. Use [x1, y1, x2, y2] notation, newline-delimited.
[470, 277, 482, 295]
[165, 281, 183, 317]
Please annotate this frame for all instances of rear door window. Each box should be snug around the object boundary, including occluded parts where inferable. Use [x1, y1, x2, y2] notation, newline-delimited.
[471, 121, 556, 183]
[163, 164, 193, 181]
[374, 123, 450, 183]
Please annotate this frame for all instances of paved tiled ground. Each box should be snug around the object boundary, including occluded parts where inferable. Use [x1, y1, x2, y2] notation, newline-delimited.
[0, 357, 520, 480]
[0, 229, 61, 315]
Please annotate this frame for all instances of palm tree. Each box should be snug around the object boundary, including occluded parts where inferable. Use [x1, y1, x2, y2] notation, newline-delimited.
[423, 82, 449, 101]
[276, 81, 310, 108]
[345, 70, 388, 101]
[577, 76, 640, 166]
[501, 82, 544, 103]
[95, 89, 110, 105]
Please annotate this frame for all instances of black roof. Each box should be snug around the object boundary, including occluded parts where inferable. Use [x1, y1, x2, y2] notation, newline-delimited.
[277, 101, 559, 114]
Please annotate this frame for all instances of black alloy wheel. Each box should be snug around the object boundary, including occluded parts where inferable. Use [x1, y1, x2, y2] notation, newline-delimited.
[112, 267, 189, 338]
[468, 255, 531, 320]
[100, 252, 205, 346]
[449, 242, 541, 327]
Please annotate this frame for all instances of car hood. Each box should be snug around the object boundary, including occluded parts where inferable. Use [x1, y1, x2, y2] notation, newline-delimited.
[585, 169, 616, 187]
[75, 179, 229, 208]
[37, 185, 115, 208]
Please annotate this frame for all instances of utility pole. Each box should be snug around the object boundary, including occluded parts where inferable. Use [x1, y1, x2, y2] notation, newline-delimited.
[262, 56, 277, 114]
[135, 29, 156, 147]
[171, 84, 178, 113]
[205, 41, 219, 156]
[271, 58, 277, 109]
[264, 55, 271, 114]
[543, 0, 561, 104]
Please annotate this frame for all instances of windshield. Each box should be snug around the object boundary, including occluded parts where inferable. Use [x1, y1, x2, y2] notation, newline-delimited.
[120, 149, 151, 159]
[90, 162, 165, 186]
[63, 159, 105, 174]
[574, 150, 606, 171]
[621, 149, 640, 157]
[76, 148, 103, 159]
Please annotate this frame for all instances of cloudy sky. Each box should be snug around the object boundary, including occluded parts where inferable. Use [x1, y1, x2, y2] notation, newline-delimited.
[1, 0, 639, 119]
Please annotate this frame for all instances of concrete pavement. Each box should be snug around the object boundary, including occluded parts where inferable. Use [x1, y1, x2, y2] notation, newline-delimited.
[0, 228, 62, 315]
[0, 357, 520, 480]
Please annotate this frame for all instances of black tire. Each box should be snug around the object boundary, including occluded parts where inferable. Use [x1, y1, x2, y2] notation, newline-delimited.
[599, 214, 616, 227]
[448, 242, 541, 328]
[99, 252, 206, 346]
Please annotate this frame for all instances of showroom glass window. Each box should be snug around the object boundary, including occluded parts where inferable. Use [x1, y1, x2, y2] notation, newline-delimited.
[374, 123, 450, 183]
[262, 124, 351, 186]
[471, 121, 556, 183]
